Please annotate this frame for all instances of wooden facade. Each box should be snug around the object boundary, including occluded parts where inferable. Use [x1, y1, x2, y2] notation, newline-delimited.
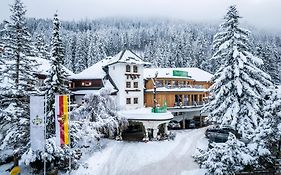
[144, 78, 212, 108]
[69, 79, 103, 90]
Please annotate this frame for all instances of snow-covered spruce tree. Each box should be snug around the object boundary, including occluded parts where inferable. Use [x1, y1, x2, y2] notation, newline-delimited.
[0, 0, 38, 163]
[201, 5, 274, 173]
[22, 13, 72, 171]
[34, 33, 50, 59]
[263, 87, 281, 156]
[204, 5, 272, 139]
[44, 13, 69, 136]
[194, 133, 255, 175]
[255, 43, 280, 85]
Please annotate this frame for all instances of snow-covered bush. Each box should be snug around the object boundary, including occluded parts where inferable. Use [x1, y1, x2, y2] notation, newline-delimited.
[21, 137, 74, 170]
[72, 88, 128, 139]
[194, 133, 255, 175]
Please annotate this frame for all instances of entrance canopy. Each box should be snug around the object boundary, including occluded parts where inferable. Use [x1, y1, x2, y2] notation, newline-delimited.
[118, 108, 173, 121]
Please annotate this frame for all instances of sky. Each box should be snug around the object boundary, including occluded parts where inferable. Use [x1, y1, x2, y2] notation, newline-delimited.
[0, 0, 281, 32]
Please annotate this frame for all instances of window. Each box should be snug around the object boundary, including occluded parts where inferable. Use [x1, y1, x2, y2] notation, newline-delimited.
[133, 82, 138, 88]
[126, 98, 131, 104]
[134, 98, 138, 104]
[156, 80, 163, 87]
[173, 81, 178, 88]
[126, 82, 131, 88]
[81, 81, 92, 86]
[133, 65, 138, 73]
[126, 65, 130, 72]
[166, 80, 171, 88]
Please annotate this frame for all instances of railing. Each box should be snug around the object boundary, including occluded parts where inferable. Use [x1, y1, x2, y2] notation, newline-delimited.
[173, 101, 206, 108]
[164, 84, 198, 89]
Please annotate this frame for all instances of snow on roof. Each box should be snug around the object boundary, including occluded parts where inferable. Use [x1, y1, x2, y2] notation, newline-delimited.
[106, 49, 150, 66]
[103, 79, 117, 93]
[71, 90, 100, 95]
[70, 50, 149, 80]
[32, 57, 74, 76]
[118, 108, 173, 121]
[70, 59, 109, 80]
[146, 87, 208, 92]
[0, 57, 74, 77]
[144, 68, 213, 82]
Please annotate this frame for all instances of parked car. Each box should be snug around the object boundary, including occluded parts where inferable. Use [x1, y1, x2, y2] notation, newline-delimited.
[188, 120, 196, 129]
[205, 125, 240, 143]
[168, 120, 181, 130]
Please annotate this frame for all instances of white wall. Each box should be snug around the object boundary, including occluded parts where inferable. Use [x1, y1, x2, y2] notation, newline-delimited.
[109, 63, 145, 110]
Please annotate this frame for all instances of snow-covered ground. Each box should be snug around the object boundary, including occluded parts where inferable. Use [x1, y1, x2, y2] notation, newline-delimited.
[0, 127, 208, 175]
[71, 127, 208, 175]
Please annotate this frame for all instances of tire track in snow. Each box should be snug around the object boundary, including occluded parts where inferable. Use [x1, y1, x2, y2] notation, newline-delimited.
[130, 128, 207, 175]
[74, 127, 208, 175]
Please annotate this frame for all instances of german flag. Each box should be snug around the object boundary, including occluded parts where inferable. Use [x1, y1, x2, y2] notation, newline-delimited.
[55, 95, 69, 145]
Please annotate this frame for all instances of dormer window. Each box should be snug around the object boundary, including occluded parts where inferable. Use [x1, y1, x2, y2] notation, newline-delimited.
[133, 65, 138, 73]
[126, 65, 130, 72]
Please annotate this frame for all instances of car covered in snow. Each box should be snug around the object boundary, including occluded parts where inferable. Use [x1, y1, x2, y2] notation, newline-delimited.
[168, 120, 181, 130]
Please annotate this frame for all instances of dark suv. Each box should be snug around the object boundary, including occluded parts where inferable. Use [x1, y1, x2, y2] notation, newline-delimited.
[205, 126, 240, 143]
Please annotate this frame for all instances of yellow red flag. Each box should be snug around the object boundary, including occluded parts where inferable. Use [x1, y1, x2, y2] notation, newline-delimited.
[55, 95, 69, 145]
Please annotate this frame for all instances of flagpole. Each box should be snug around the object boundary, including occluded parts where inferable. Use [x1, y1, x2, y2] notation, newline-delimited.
[43, 95, 47, 175]
[68, 95, 71, 173]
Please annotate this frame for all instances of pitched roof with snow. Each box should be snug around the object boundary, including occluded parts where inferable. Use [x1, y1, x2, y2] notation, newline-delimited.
[70, 59, 109, 80]
[144, 68, 213, 82]
[70, 49, 149, 80]
[106, 49, 150, 66]
[33, 57, 74, 76]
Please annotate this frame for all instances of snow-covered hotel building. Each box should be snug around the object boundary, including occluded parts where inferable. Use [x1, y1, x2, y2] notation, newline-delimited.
[144, 68, 212, 128]
[69, 49, 213, 140]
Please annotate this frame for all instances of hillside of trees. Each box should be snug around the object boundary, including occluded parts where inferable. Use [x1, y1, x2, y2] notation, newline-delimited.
[1, 17, 281, 84]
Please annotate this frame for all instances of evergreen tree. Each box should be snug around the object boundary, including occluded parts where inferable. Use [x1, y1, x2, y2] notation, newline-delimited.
[200, 5, 274, 173]
[255, 43, 280, 84]
[194, 133, 254, 175]
[0, 0, 38, 162]
[74, 32, 87, 73]
[263, 87, 281, 156]
[44, 13, 69, 136]
[204, 5, 272, 139]
[64, 33, 77, 73]
[34, 33, 49, 59]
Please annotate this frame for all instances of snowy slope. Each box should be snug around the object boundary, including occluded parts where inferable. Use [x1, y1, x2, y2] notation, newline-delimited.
[70, 128, 208, 175]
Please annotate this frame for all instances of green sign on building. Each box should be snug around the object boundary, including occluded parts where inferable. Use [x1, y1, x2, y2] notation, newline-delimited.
[173, 70, 189, 77]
